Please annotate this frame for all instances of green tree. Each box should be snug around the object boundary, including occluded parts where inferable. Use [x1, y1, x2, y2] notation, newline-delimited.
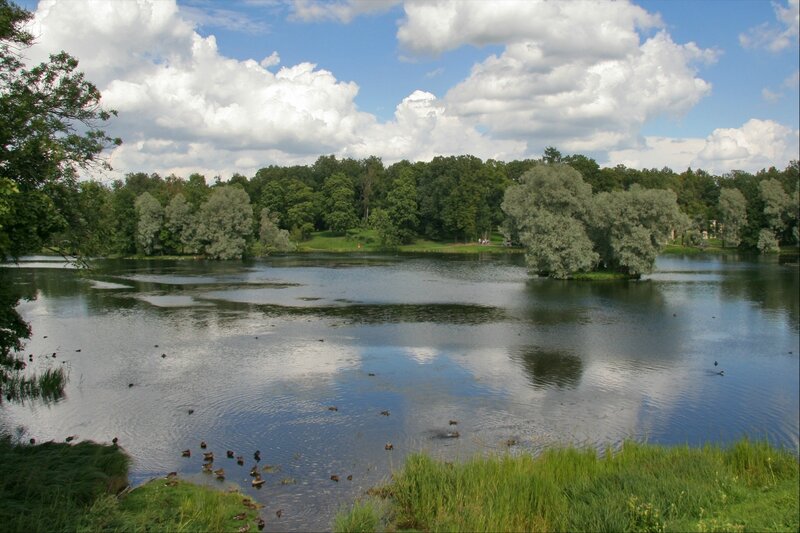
[521, 211, 598, 278]
[0, 3, 120, 258]
[759, 178, 792, 234]
[757, 228, 780, 254]
[134, 192, 163, 256]
[718, 188, 747, 248]
[1, 0, 117, 399]
[591, 186, 688, 276]
[284, 179, 317, 239]
[197, 186, 253, 259]
[502, 164, 597, 278]
[109, 183, 137, 255]
[542, 146, 562, 164]
[386, 167, 418, 243]
[323, 172, 358, 233]
[258, 208, 294, 254]
[369, 207, 398, 247]
[184, 173, 209, 210]
[164, 193, 197, 254]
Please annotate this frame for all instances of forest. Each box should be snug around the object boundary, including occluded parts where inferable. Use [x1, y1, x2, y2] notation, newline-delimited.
[2, 150, 795, 263]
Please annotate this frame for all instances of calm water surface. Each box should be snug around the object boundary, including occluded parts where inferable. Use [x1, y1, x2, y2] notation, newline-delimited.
[2, 253, 798, 531]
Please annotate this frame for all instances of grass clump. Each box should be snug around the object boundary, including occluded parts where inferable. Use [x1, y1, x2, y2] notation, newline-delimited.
[0, 437, 130, 533]
[333, 500, 382, 533]
[0, 438, 262, 533]
[334, 439, 799, 532]
[81, 479, 261, 533]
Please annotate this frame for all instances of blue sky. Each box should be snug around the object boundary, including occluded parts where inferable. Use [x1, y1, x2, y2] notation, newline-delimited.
[21, 0, 800, 178]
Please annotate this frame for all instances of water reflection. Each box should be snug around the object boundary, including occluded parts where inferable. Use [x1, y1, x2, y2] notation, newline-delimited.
[0, 254, 797, 531]
[514, 346, 583, 389]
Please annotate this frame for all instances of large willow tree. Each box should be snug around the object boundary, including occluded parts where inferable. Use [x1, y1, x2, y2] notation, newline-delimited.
[503, 164, 687, 279]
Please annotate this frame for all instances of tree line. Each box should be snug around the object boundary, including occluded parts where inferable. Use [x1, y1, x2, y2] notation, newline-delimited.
[11, 150, 793, 261]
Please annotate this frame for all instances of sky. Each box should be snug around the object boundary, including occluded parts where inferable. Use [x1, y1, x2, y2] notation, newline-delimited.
[18, 0, 800, 181]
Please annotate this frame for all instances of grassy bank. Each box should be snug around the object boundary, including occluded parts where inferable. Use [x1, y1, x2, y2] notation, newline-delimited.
[335, 439, 799, 532]
[0, 438, 261, 533]
[296, 229, 522, 254]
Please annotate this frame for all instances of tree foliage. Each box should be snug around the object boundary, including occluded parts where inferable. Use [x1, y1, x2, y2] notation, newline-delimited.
[504, 165, 687, 278]
[592, 186, 688, 276]
[718, 188, 747, 248]
[164, 193, 197, 254]
[197, 186, 253, 259]
[258, 207, 294, 253]
[0, 0, 120, 259]
[503, 164, 597, 278]
[134, 192, 163, 256]
[322, 172, 358, 233]
[386, 167, 418, 244]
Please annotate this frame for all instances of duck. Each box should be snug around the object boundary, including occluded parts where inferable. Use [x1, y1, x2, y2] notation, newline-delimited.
[233, 513, 246, 521]
[202, 463, 213, 473]
[328, 406, 338, 412]
[249, 465, 259, 477]
[254, 450, 261, 462]
[252, 477, 266, 488]
[182, 449, 191, 457]
[385, 443, 394, 450]
[380, 410, 390, 416]
[330, 475, 339, 482]
[200, 441, 207, 449]
[243, 499, 258, 510]
[203, 452, 214, 462]
[227, 450, 235, 458]
[237, 456, 244, 466]
[346, 475, 353, 481]
[275, 510, 282, 518]
[213, 468, 225, 477]
[257, 517, 266, 530]
[449, 420, 458, 425]
[112, 437, 118, 445]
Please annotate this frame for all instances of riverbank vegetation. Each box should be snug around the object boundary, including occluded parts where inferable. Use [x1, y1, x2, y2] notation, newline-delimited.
[335, 439, 799, 533]
[0, 437, 261, 533]
[26, 155, 797, 265]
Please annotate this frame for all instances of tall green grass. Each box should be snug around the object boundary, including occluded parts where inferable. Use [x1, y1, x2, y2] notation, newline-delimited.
[334, 439, 799, 532]
[0, 438, 261, 533]
[0, 437, 130, 532]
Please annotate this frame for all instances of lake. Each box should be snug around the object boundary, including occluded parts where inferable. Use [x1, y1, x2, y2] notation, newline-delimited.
[2, 253, 798, 531]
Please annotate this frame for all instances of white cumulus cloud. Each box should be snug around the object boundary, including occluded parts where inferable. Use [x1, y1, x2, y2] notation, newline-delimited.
[692, 119, 800, 173]
[605, 120, 799, 174]
[26, 0, 516, 179]
[398, 1, 717, 155]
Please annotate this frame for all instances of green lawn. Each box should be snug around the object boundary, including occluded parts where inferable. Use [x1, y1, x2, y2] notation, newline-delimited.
[296, 230, 522, 254]
[335, 439, 799, 532]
